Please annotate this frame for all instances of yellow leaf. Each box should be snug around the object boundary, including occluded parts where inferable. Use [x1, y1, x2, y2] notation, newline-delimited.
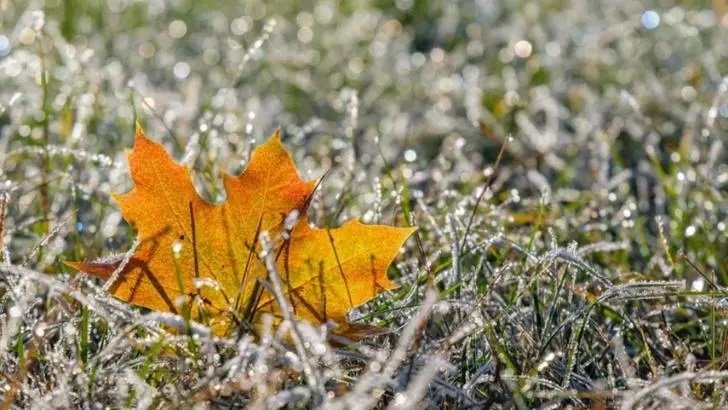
[68, 125, 414, 337]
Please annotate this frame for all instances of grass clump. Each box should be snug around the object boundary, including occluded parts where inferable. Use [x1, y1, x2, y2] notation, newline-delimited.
[1, 0, 728, 408]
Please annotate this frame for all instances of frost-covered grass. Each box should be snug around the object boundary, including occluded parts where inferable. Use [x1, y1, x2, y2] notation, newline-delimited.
[1, 0, 728, 408]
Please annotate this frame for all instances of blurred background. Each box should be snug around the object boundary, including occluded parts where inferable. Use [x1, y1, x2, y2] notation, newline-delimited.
[1, 0, 726, 269]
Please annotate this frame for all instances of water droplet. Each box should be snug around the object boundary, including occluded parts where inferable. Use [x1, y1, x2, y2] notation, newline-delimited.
[173, 62, 190, 80]
[194, 277, 221, 290]
[404, 149, 417, 162]
[369, 361, 382, 372]
[34, 322, 47, 337]
[18, 28, 35, 45]
[393, 393, 408, 406]
[64, 323, 77, 337]
[284, 210, 300, 232]
[297, 26, 314, 43]
[513, 40, 533, 58]
[312, 343, 327, 355]
[685, 225, 696, 237]
[172, 240, 183, 257]
[168, 20, 187, 39]
[691, 278, 705, 292]
[231, 16, 251, 35]
[0, 35, 10, 57]
[537, 352, 556, 372]
[641, 10, 660, 29]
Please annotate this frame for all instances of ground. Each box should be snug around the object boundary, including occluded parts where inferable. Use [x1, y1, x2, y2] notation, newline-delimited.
[1, 1, 727, 408]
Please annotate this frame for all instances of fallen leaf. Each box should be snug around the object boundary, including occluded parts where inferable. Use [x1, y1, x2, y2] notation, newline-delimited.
[68, 125, 414, 337]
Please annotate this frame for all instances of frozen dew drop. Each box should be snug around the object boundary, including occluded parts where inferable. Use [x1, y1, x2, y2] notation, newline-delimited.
[194, 277, 221, 291]
[0, 35, 10, 57]
[411, 52, 426, 67]
[263, 18, 277, 33]
[369, 361, 382, 372]
[231, 16, 251, 35]
[435, 300, 451, 314]
[393, 393, 408, 407]
[284, 351, 301, 365]
[404, 149, 417, 162]
[684, 225, 696, 237]
[284, 209, 300, 232]
[168, 20, 187, 39]
[63, 323, 77, 337]
[34, 322, 48, 337]
[312, 343, 327, 355]
[30, 10, 45, 31]
[539, 191, 551, 207]
[143, 97, 155, 109]
[8, 305, 21, 318]
[691, 278, 705, 292]
[172, 240, 183, 258]
[297, 26, 314, 43]
[18, 28, 35, 45]
[537, 352, 556, 372]
[681, 86, 697, 101]
[18, 124, 31, 136]
[173, 62, 191, 80]
[510, 188, 520, 203]
[686, 169, 696, 182]
[362, 209, 375, 223]
[641, 10, 660, 29]
[174, 295, 187, 309]
[513, 40, 533, 58]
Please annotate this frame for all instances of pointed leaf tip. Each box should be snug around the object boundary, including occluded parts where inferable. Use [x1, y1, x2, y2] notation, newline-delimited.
[271, 127, 282, 141]
[134, 121, 144, 136]
[133, 122, 151, 151]
[263, 128, 283, 149]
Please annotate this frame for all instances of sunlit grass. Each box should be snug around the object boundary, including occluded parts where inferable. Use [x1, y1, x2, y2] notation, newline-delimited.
[1, 0, 727, 408]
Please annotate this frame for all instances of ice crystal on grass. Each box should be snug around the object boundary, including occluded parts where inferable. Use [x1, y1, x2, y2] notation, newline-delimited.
[1, 0, 728, 407]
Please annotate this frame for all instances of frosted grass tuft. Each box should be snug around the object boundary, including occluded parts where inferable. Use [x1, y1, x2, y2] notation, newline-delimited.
[1, 0, 727, 407]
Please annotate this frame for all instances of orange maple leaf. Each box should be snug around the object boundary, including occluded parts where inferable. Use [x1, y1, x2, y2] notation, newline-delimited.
[68, 125, 415, 337]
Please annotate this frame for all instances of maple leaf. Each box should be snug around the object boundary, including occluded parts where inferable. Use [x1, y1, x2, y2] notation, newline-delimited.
[68, 125, 414, 337]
